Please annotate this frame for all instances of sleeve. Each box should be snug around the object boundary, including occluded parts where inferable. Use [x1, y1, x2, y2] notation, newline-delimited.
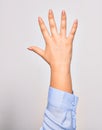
[40, 86, 79, 130]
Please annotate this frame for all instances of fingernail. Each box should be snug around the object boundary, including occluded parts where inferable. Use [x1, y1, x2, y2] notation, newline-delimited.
[38, 17, 42, 23]
[27, 47, 33, 50]
[74, 19, 78, 24]
[62, 10, 65, 15]
[49, 9, 52, 14]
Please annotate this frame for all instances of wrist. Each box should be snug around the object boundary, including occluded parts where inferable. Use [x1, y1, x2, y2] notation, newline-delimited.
[50, 64, 71, 74]
[50, 66, 73, 93]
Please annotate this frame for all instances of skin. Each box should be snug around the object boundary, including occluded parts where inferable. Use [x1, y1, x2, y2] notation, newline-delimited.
[27, 9, 78, 94]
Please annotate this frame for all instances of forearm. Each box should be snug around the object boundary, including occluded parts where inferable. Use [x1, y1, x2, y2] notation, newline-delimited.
[50, 65, 73, 94]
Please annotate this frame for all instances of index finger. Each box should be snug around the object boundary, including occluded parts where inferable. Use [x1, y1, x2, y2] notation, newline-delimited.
[38, 17, 51, 43]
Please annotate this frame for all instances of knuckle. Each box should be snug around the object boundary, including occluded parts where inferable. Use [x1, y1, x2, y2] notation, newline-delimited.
[71, 28, 76, 35]
[61, 20, 66, 30]
[50, 23, 55, 28]
[49, 14, 53, 19]
[61, 25, 66, 30]
[41, 26, 46, 32]
[62, 15, 66, 20]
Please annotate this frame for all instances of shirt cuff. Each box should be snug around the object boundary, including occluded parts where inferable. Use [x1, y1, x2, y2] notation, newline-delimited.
[47, 86, 79, 111]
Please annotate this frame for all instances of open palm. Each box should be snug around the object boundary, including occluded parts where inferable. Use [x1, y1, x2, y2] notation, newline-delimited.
[27, 9, 78, 71]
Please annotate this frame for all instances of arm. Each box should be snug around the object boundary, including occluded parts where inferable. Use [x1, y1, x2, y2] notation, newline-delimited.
[27, 9, 78, 130]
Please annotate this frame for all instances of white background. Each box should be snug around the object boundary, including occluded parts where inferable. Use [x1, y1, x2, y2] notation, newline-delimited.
[0, 0, 101, 130]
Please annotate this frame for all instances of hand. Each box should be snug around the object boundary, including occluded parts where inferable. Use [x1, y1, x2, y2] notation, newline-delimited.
[27, 9, 78, 72]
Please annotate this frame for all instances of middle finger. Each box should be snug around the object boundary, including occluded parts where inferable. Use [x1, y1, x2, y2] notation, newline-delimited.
[48, 9, 58, 37]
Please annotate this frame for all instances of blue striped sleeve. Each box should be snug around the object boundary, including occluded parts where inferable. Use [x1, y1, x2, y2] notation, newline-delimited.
[40, 86, 79, 130]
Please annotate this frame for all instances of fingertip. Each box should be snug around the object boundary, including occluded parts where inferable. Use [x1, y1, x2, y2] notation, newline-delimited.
[38, 17, 42, 23]
[27, 47, 33, 51]
[49, 9, 53, 14]
[74, 19, 78, 24]
[62, 10, 66, 15]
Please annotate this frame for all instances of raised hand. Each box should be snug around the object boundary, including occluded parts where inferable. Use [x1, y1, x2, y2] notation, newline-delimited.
[27, 9, 78, 72]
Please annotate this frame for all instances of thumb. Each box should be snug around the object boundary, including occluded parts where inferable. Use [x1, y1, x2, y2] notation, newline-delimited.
[27, 46, 44, 58]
